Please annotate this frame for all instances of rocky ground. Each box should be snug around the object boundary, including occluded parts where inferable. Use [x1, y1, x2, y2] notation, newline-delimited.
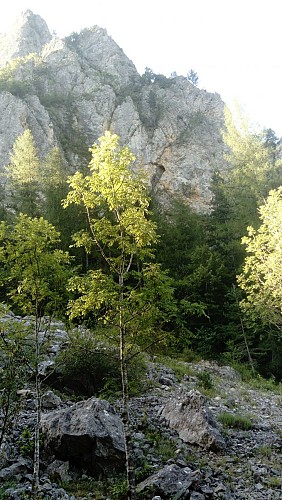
[1, 361, 282, 499]
[0, 315, 282, 498]
[126, 361, 282, 499]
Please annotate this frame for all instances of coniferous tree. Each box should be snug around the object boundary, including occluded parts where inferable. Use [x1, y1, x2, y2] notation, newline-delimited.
[221, 107, 281, 230]
[206, 107, 282, 366]
[187, 69, 199, 86]
[42, 147, 71, 245]
[5, 129, 41, 217]
[155, 199, 232, 357]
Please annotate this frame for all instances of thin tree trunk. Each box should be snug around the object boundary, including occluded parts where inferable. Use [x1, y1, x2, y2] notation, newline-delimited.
[0, 390, 11, 449]
[232, 285, 255, 373]
[120, 328, 136, 500]
[239, 314, 255, 374]
[33, 369, 41, 492]
[32, 315, 41, 493]
[119, 272, 136, 500]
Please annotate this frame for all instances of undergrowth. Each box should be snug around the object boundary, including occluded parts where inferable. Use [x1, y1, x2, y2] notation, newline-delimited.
[218, 411, 253, 430]
[155, 355, 193, 381]
[62, 474, 127, 499]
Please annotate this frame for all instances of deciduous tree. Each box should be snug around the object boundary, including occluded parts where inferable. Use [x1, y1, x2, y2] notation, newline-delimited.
[0, 306, 31, 450]
[64, 131, 174, 499]
[236, 187, 282, 376]
[238, 187, 282, 330]
[0, 214, 71, 493]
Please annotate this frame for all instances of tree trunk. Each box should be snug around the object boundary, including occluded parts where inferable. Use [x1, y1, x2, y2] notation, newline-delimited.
[232, 285, 255, 374]
[32, 315, 41, 493]
[0, 390, 11, 449]
[119, 271, 136, 500]
[33, 370, 41, 492]
[120, 329, 136, 500]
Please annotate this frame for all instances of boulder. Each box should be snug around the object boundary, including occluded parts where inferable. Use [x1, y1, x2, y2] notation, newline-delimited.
[160, 389, 225, 451]
[41, 390, 62, 409]
[136, 464, 201, 498]
[45, 459, 71, 484]
[41, 397, 125, 475]
[0, 456, 32, 481]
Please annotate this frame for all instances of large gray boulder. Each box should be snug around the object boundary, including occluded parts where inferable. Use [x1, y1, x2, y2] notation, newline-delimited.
[160, 389, 225, 451]
[41, 397, 125, 475]
[136, 464, 201, 498]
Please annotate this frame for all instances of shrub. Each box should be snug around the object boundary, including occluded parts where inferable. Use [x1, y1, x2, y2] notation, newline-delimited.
[54, 328, 147, 398]
[62, 474, 127, 499]
[18, 427, 34, 458]
[145, 429, 176, 462]
[197, 370, 213, 389]
[54, 329, 119, 396]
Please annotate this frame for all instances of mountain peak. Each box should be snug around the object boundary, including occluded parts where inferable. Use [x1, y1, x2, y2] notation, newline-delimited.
[0, 10, 51, 66]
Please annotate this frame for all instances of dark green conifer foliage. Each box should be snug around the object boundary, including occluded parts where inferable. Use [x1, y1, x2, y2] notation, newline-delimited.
[41, 146, 85, 251]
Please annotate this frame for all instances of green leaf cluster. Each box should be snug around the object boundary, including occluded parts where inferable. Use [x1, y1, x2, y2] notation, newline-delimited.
[64, 132, 175, 352]
[238, 187, 282, 329]
[0, 214, 72, 317]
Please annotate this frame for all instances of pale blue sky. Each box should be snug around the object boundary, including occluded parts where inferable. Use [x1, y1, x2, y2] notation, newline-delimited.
[1, 0, 282, 136]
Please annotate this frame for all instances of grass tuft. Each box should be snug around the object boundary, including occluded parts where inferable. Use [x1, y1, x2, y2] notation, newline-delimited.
[218, 411, 253, 430]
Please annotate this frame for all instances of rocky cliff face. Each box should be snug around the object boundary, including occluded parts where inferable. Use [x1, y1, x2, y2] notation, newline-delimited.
[0, 10, 227, 211]
[0, 10, 51, 66]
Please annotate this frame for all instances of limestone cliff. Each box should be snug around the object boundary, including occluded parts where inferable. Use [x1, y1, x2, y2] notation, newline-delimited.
[0, 10, 227, 211]
[0, 10, 51, 66]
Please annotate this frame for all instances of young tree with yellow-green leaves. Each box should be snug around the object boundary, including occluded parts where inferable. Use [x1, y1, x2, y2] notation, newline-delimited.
[0, 214, 72, 493]
[237, 187, 282, 376]
[63, 131, 174, 500]
[204, 107, 282, 367]
[238, 187, 282, 330]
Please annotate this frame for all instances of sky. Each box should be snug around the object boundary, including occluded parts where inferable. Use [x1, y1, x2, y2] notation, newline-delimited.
[1, 0, 282, 136]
